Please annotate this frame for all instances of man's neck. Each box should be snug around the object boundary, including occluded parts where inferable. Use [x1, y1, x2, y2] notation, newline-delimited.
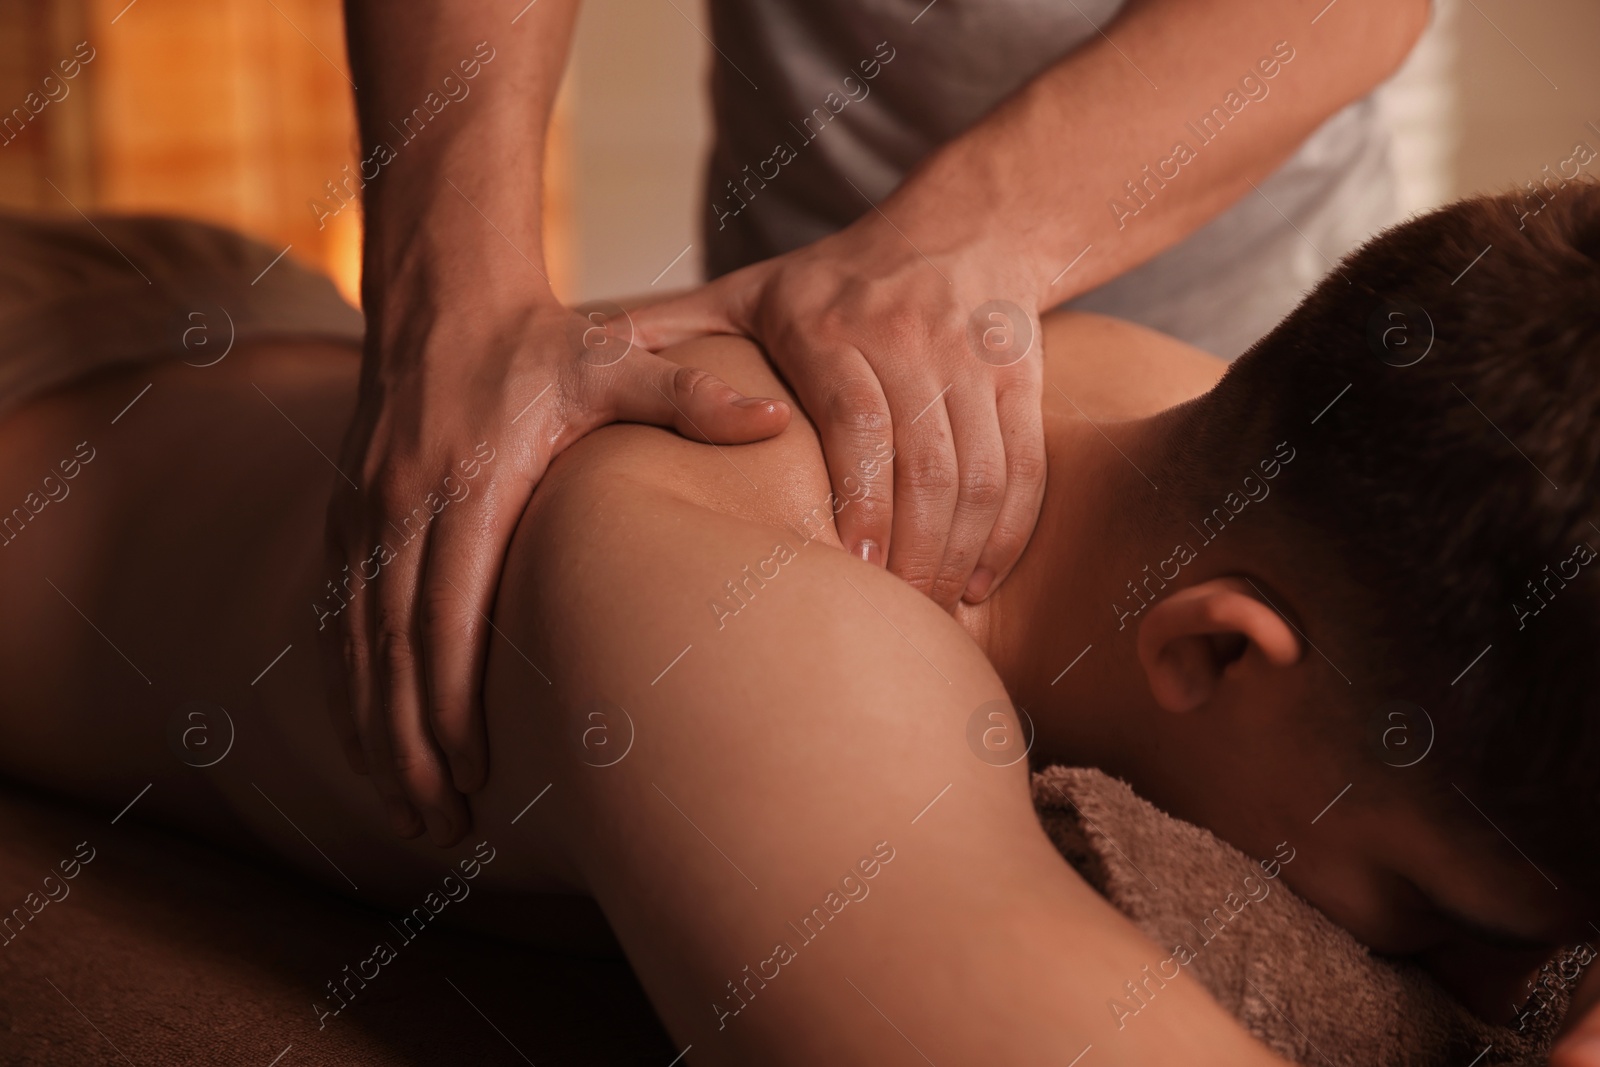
[959, 408, 1173, 767]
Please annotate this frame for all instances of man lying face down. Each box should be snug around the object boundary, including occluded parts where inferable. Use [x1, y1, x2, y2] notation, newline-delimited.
[474, 178, 1600, 1053]
[1006, 180, 1600, 1019]
[1, 186, 1598, 1065]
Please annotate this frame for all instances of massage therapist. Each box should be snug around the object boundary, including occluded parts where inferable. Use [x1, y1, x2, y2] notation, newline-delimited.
[326, 0, 1431, 833]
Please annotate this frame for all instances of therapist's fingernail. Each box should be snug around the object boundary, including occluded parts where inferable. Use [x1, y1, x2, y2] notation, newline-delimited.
[965, 567, 996, 602]
[854, 540, 881, 566]
[734, 395, 779, 409]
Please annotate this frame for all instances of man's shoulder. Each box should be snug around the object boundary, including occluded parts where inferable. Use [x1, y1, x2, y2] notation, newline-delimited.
[1042, 311, 1227, 422]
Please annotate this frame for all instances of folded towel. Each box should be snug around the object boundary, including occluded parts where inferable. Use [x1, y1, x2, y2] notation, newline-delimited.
[1032, 765, 1587, 1066]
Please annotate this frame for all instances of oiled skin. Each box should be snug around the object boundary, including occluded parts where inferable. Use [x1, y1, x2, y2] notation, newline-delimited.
[0, 312, 1271, 1065]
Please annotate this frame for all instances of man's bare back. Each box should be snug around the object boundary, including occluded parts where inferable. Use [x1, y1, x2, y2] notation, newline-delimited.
[0, 308, 1223, 902]
[0, 311, 1281, 1065]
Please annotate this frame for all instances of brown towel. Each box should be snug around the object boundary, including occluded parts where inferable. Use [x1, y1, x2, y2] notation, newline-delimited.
[0, 770, 1582, 1065]
[1032, 765, 1587, 1066]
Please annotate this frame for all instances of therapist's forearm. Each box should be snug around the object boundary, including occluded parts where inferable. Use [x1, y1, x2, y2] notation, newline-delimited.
[342, 0, 580, 314]
[887, 0, 1431, 307]
[326, 0, 793, 851]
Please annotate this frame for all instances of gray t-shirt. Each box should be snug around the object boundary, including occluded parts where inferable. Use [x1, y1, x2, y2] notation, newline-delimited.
[702, 0, 1400, 358]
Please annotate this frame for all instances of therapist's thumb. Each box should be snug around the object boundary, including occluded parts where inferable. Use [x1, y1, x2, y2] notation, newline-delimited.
[624, 271, 755, 351]
[608, 350, 790, 445]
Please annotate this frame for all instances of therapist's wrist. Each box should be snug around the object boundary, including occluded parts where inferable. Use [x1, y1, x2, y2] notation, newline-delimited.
[358, 116, 551, 290]
[892, 69, 1116, 302]
[880, 143, 1070, 306]
[359, 176, 558, 323]
[356, 235, 566, 393]
[365, 227, 557, 314]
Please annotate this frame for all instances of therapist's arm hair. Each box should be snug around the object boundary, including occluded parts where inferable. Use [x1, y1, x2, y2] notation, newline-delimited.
[341, 0, 579, 309]
[901, 0, 1432, 307]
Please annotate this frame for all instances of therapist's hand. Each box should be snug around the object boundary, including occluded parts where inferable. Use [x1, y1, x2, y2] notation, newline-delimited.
[333, 0, 793, 849]
[628, 0, 1432, 612]
[629, 214, 1049, 609]
[321, 277, 790, 847]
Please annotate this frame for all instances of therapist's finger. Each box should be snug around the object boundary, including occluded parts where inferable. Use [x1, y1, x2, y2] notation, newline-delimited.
[419, 482, 515, 797]
[365, 479, 468, 846]
[338, 515, 425, 839]
[791, 352, 896, 564]
[963, 367, 1046, 603]
[932, 384, 1008, 609]
[315, 512, 366, 775]
[607, 349, 791, 443]
[885, 378, 961, 597]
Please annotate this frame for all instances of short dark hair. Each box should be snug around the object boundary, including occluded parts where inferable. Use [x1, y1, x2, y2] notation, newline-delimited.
[1176, 180, 1600, 893]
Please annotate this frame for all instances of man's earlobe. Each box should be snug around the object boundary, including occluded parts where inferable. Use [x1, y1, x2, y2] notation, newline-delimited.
[1135, 578, 1302, 713]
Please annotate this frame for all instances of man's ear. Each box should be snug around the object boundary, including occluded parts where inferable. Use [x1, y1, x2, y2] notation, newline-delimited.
[1135, 577, 1302, 713]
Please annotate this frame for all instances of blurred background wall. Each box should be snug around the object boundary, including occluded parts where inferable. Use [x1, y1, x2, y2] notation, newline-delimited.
[0, 0, 1595, 307]
[0, 0, 574, 305]
[0, 0, 370, 302]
